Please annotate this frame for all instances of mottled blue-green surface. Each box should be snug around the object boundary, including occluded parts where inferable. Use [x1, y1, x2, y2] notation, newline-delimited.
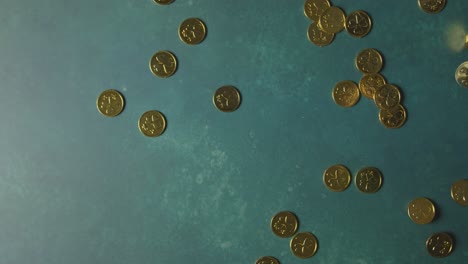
[0, 0, 467, 263]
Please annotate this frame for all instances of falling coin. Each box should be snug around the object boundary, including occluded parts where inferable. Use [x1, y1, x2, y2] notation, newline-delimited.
[96, 89, 125, 117]
[374, 84, 401, 110]
[407, 197, 436, 224]
[450, 179, 468, 206]
[318, 6, 346, 34]
[323, 164, 351, 192]
[213, 86, 241, 112]
[179, 18, 207, 45]
[138, 110, 167, 137]
[345, 10, 372, 38]
[426, 232, 453, 258]
[307, 21, 335, 47]
[271, 211, 299, 238]
[332, 80, 360, 107]
[418, 0, 446, 14]
[290, 232, 318, 258]
[304, 0, 331, 21]
[355, 167, 383, 193]
[359, 73, 386, 99]
[149, 51, 178, 78]
[255, 256, 280, 264]
[379, 104, 407, 129]
[455, 61, 468, 88]
[355, 48, 384, 74]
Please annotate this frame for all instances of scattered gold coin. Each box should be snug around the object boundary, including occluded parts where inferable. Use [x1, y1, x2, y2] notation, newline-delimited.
[374, 84, 401, 110]
[407, 198, 436, 224]
[345, 10, 372, 38]
[153, 0, 174, 5]
[96, 89, 125, 117]
[379, 104, 407, 129]
[355, 167, 383, 193]
[149, 50, 177, 78]
[451, 179, 468, 206]
[332, 80, 360, 107]
[304, 0, 331, 21]
[318, 6, 346, 34]
[179, 18, 207, 45]
[290, 232, 318, 258]
[418, 0, 446, 14]
[138, 110, 167, 137]
[307, 21, 335, 47]
[271, 211, 299, 238]
[213, 86, 241, 112]
[323, 164, 351, 192]
[355, 48, 384, 74]
[426, 232, 453, 258]
[359, 73, 386, 99]
[255, 256, 280, 264]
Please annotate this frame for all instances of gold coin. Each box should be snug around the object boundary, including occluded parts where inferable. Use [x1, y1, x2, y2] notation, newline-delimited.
[359, 73, 386, 99]
[179, 18, 207, 45]
[271, 211, 298, 238]
[418, 0, 446, 14]
[213, 86, 241, 112]
[332, 80, 360, 107]
[379, 104, 407, 129]
[355, 48, 384, 74]
[374, 84, 401, 110]
[451, 179, 468, 206]
[138, 110, 167, 137]
[355, 167, 383, 193]
[96, 89, 125, 117]
[149, 51, 177, 78]
[426, 232, 453, 258]
[345, 10, 372, 38]
[323, 164, 351, 192]
[304, 0, 331, 21]
[407, 198, 436, 224]
[290, 232, 318, 259]
[153, 0, 174, 4]
[307, 21, 335, 47]
[318, 6, 346, 34]
[255, 256, 280, 264]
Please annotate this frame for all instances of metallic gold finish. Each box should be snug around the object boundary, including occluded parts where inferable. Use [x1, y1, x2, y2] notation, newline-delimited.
[355, 167, 383, 193]
[407, 198, 436, 224]
[451, 179, 468, 206]
[290, 232, 318, 259]
[154, 0, 174, 5]
[323, 164, 351, 192]
[96, 89, 125, 117]
[149, 51, 177, 78]
[332, 80, 360, 107]
[271, 211, 299, 238]
[213, 86, 241, 112]
[318, 6, 346, 34]
[359, 73, 386, 99]
[418, 0, 446, 14]
[379, 104, 407, 129]
[374, 84, 401, 110]
[255, 256, 280, 264]
[426, 232, 453, 258]
[345, 10, 372, 38]
[355, 48, 383, 74]
[138, 110, 167, 137]
[304, 0, 331, 21]
[307, 21, 335, 47]
[179, 18, 207, 45]
[455, 61, 468, 88]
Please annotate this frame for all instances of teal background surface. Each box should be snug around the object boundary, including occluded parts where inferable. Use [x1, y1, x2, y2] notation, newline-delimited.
[0, 0, 467, 263]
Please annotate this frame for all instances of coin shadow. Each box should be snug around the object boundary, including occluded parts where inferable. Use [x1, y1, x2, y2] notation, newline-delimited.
[432, 199, 441, 222]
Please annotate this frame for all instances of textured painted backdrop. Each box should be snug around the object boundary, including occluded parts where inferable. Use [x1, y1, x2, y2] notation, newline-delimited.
[0, 0, 467, 263]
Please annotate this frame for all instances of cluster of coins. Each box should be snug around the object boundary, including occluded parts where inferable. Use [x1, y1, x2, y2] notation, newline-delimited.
[417, 0, 446, 14]
[323, 165, 383, 193]
[256, 211, 318, 264]
[304, 0, 372, 47]
[332, 48, 408, 129]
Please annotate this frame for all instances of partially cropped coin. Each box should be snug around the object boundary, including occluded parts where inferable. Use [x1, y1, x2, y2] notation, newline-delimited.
[455, 61, 468, 88]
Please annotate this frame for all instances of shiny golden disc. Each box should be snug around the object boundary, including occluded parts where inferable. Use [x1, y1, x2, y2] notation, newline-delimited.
[179, 18, 207, 45]
[149, 50, 177, 78]
[332, 80, 360, 107]
[418, 0, 446, 14]
[451, 179, 468, 206]
[323, 164, 351, 192]
[271, 211, 299, 238]
[407, 197, 436, 224]
[255, 256, 280, 264]
[355, 167, 383, 193]
[213, 86, 241, 112]
[290, 232, 318, 259]
[426, 232, 453, 258]
[318, 6, 346, 34]
[374, 84, 401, 110]
[359, 73, 386, 99]
[96, 89, 125, 117]
[153, 0, 174, 5]
[379, 104, 407, 129]
[304, 0, 331, 21]
[307, 21, 335, 47]
[355, 48, 384, 74]
[345, 10, 372, 38]
[138, 110, 167, 137]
